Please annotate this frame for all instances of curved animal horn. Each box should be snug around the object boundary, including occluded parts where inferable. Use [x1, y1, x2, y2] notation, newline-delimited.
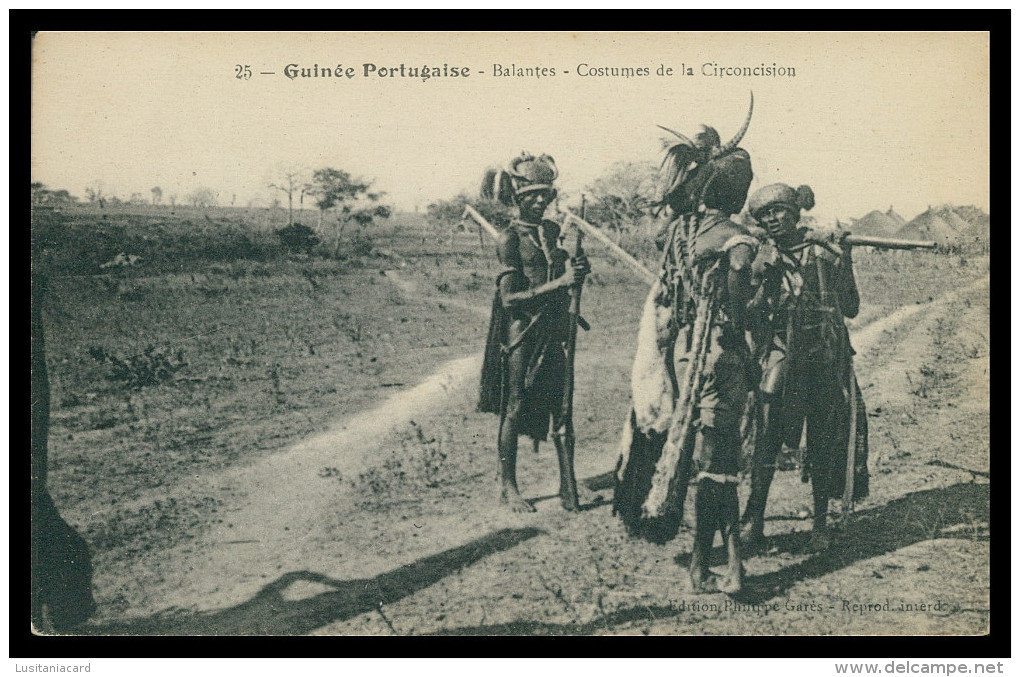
[657, 124, 695, 148]
[721, 91, 754, 152]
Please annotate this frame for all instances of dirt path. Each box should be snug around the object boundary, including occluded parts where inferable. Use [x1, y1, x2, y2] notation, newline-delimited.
[80, 273, 989, 636]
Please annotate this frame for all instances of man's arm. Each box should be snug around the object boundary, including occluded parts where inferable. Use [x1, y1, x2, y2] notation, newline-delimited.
[727, 242, 761, 388]
[499, 255, 589, 311]
[804, 228, 861, 319]
[727, 242, 754, 335]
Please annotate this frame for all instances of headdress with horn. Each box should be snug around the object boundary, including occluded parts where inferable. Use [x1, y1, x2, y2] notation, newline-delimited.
[655, 92, 754, 216]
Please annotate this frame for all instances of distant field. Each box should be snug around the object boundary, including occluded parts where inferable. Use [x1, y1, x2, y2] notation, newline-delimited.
[39, 209, 489, 517]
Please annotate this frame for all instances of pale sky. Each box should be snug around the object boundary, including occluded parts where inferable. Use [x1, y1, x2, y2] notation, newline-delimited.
[31, 31, 989, 223]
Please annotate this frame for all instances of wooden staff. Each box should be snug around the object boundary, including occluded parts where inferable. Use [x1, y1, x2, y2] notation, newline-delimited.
[643, 275, 718, 518]
[843, 371, 860, 516]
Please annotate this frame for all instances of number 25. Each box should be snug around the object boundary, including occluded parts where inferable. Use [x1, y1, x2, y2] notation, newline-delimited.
[235, 65, 252, 80]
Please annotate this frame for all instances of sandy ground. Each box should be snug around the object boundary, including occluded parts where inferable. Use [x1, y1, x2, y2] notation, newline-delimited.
[57, 249, 991, 637]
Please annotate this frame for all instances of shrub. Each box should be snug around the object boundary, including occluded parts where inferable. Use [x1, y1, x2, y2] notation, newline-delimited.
[276, 222, 320, 254]
[348, 234, 374, 257]
[88, 345, 187, 390]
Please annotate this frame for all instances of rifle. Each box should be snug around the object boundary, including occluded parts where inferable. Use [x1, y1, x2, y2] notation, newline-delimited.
[842, 235, 936, 250]
[555, 213, 586, 510]
[810, 233, 937, 258]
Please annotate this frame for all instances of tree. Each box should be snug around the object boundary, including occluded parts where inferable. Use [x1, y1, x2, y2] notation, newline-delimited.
[268, 166, 307, 227]
[84, 180, 105, 205]
[31, 182, 78, 207]
[584, 160, 659, 233]
[186, 187, 218, 208]
[305, 168, 392, 256]
[582, 160, 670, 261]
[151, 186, 163, 205]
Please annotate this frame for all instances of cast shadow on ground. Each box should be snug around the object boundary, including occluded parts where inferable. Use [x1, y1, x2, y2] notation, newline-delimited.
[924, 459, 989, 479]
[426, 482, 988, 635]
[78, 527, 542, 636]
[734, 481, 989, 604]
[526, 471, 617, 512]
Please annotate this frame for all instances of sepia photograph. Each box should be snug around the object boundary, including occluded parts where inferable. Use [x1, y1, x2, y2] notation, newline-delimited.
[29, 30, 991, 640]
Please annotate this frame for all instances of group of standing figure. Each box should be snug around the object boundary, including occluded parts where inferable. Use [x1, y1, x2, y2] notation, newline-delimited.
[480, 97, 869, 596]
[30, 98, 870, 630]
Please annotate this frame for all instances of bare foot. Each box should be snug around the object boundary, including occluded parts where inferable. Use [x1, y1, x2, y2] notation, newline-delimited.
[575, 486, 603, 506]
[559, 490, 580, 512]
[717, 566, 744, 595]
[740, 522, 765, 552]
[500, 487, 537, 513]
[807, 528, 831, 552]
[689, 572, 720, 594]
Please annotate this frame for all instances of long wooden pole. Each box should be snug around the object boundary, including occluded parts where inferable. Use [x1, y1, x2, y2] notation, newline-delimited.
[563, 213, 658, 286]
[462, 205, 501, 241]
[464, 203, 659, 287]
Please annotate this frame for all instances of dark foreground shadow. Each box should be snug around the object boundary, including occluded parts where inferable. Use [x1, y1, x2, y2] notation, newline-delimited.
[735, 481, 988, 603]
[427, 482, 988, 635]
[79, 527, 542, 636]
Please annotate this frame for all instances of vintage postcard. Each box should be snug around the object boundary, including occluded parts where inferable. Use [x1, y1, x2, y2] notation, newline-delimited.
[30, 31, 990, 640]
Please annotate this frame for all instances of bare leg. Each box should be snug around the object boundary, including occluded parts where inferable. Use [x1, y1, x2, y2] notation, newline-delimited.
[551, 431, 580, 512]
[741, 398, 781, 548]
[805, 390, 840, 551]
[807, 480, 831, 551]
[717, 483, 743, 595]
[689, 481, 719, 593]
[497, 417, 535, 513]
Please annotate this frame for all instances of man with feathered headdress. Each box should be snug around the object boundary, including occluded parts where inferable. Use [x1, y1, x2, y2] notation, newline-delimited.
[477, 152, 590, 513]
[613, 96, 756, 594]
[739, 183, 869, 551]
